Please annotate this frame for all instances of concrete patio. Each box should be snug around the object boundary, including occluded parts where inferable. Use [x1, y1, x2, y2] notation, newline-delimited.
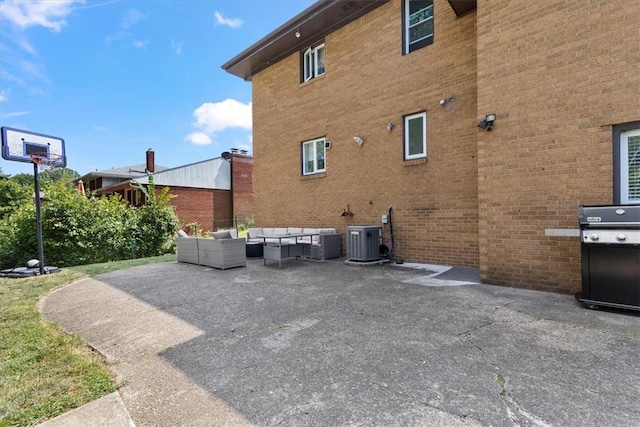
[39, 258, 640, 426]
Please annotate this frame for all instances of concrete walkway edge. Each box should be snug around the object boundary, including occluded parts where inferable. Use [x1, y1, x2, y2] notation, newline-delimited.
[37, 391, 135, 427]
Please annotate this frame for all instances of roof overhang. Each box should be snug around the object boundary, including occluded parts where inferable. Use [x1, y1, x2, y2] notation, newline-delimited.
[447, 0, 476, 17]
[222, 0, 390, 81]
[94, 181, 136, 195]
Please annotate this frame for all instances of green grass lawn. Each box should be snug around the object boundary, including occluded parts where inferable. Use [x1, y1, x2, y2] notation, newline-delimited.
[0, 254, 176, 427]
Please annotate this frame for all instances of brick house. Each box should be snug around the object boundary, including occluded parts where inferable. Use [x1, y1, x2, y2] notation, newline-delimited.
[223, 0, 639, 294]
[80, 149, 254, 232]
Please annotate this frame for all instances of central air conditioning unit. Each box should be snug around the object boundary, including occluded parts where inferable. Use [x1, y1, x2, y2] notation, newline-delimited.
[346, 226, 382, 262]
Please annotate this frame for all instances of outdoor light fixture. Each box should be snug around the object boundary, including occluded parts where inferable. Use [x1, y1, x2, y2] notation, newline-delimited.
[386, 123, 394, 132]
[440, 96, 456, 106]
[295, 28, 301, 38]
[353, 136, 364, 146]
[477, 113, 496, 131]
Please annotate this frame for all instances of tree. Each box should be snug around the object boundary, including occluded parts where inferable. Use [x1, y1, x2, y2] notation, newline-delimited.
[0, 178, 31, 219]
[40, 167, 81, 187]
[9, 173, 33, 188]
[10, 167, 80, 189]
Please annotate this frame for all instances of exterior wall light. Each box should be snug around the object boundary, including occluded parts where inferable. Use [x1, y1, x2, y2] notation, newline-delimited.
[353, 136, 364, 146]
[477, 113, 496, 131]
[440, 96, 455, 106]
[387, 123, 394, 132]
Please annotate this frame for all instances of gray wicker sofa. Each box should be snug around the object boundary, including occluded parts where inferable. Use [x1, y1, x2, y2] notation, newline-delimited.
[246, 227, 342, 260]
[176, 233, 246, 270]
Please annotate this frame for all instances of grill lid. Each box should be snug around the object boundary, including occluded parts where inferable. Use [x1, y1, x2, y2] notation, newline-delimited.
[579, 205, 640, 227]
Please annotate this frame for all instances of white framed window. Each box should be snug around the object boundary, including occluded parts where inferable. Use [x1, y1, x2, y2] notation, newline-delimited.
[403, 0, 434, 54]
[302, 137, 326, 175]
[404, 112, 427, 160]
[303, 43, 325, 82]
[620, 128, 640, 204]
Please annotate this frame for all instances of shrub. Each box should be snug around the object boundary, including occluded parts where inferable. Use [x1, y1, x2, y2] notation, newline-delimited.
[0, 180, 180, 269]
[0, 177, 31, 219]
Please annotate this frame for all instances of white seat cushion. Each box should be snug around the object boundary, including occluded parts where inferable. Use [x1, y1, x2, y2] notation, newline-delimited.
[248, 228, 263, 238]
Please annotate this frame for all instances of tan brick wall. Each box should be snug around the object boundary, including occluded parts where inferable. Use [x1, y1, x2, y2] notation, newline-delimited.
[249, 0, 638, 294]
[252, 0, 479, 267]
[477, 0, 640, 293]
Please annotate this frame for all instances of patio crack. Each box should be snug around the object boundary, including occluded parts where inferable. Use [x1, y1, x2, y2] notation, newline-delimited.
[334, 363, 482, 425]
[496, 372, 553, 427]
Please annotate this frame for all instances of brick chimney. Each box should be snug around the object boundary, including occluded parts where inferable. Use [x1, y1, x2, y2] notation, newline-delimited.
[230, 152, 254, 222]
[146, 148, 155, 173]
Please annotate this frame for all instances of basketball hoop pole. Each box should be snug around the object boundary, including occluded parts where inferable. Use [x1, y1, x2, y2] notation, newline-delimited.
[33, 162, 45, 275]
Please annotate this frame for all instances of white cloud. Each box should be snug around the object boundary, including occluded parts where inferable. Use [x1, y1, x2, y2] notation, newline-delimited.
[105, 8, 146, 48]
[19, 59, 48, 84]
[121, 9, 143, 29]
[3, 111, 31, 118]
[214, 11, 242, 29]
[0, 0, 85, 32]
[132, 39, 149, 49]
[186, 99, 252, 146]
[235, 135, 253, 154]
[16, 36, 36, 55]
[192, 99, 252, 134]
[185, 132, 212, 146]
[0, 90, 7, 102]
[171, 39, 182, 55]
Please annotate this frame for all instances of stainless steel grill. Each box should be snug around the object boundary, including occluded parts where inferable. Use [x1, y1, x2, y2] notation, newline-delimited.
[578, 204, 640, 311]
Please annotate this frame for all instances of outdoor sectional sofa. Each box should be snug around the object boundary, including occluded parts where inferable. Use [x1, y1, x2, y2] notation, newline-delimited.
[246, 227, 342, 260]
[176, 232, 246, 270]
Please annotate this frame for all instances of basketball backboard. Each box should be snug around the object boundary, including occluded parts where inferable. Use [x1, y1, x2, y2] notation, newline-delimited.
[1, 126, 66, 167]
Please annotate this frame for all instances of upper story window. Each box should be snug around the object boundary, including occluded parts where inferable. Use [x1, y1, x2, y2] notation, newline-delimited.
[302, 137, 326, 175]
[404, 112, 427, 160]
[403, 0, 434, 54]
[302, 43, 325, 82]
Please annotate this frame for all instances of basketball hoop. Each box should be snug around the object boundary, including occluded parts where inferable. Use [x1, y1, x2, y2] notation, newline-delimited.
[30, 152, 63, 171]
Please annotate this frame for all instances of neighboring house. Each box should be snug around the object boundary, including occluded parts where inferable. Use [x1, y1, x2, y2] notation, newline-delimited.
[81, 149, 169, 206]
[79, 149, 254, 232]
[223, 0, 639, 294]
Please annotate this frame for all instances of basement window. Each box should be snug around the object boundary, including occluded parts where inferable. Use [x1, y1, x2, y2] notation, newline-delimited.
[302, 43, 325, 82]
[302, 137, 326, 175]
[403, 0, 434, 54]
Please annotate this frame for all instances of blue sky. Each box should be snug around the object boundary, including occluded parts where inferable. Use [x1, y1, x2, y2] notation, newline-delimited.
[0, 0, 314, 177]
